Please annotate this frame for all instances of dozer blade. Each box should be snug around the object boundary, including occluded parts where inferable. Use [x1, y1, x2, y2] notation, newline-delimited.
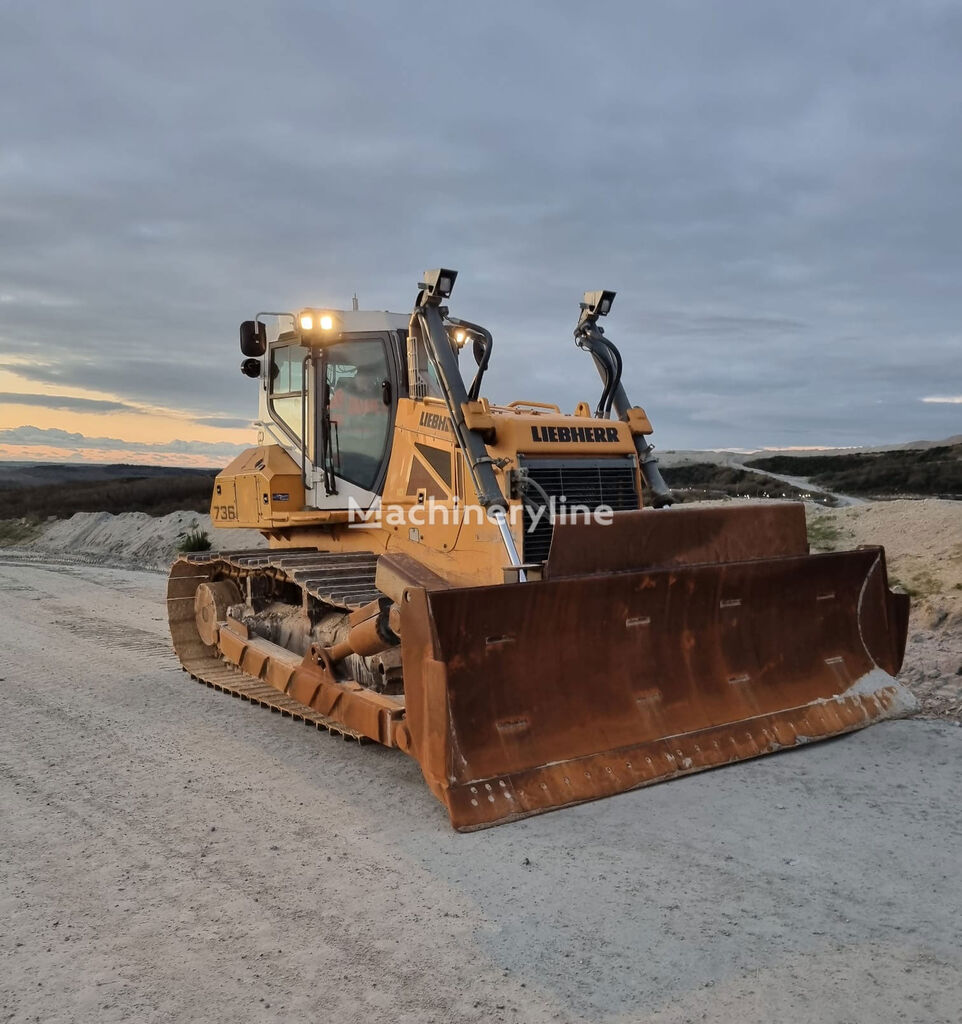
[399, 505, 914, 831]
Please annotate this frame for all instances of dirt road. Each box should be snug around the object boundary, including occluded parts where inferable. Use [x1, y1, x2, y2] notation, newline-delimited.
[1, 556, 961, 1024]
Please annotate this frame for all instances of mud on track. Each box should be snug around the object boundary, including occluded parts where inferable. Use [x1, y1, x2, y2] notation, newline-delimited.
[1, 555, 961, 1024]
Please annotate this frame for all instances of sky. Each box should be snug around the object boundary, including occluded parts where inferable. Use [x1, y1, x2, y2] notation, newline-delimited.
[1, 0, 960, 466]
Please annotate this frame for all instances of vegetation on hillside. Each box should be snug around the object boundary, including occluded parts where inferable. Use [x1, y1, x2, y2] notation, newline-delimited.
[747, 444, 962, 497]
[0, 474, 216, 520]
[0, 518, 42, 545]
[663, 463, 835, 504]
[0, 462, 217, 490]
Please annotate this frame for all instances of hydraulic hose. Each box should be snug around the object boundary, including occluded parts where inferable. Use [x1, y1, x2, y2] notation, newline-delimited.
[575, 324, 675, 508]
[446, 316, 493, 402]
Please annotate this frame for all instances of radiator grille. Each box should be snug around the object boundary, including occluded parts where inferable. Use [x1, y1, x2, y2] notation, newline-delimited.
[519, 457, 639, 564]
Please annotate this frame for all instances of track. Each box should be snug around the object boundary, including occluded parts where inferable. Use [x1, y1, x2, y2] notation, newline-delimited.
[167, 548, 383, 740]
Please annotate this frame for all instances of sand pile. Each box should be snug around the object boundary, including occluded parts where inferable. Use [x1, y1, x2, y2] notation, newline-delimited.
[21, 510, 265, 571]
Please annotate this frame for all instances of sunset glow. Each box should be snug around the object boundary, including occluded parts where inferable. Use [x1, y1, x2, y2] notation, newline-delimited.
[0, 366, 252, 467]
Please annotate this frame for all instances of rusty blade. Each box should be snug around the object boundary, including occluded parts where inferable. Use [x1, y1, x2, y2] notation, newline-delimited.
[546, 502, 811, 577]
[400, 547, 914, 831]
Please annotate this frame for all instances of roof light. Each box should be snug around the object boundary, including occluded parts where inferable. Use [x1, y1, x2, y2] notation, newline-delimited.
[581, 290, 617, 318]
[418, 267, 459, 306]
[297, 308, 340, 339]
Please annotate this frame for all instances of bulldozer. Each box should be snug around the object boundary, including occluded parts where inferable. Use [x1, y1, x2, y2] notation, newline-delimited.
[167, 268, 915, 831]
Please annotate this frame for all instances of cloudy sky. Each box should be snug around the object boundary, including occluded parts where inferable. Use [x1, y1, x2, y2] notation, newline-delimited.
[1, 0, 960, 465]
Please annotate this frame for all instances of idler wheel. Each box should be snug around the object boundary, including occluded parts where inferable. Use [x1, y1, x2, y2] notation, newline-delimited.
[194, 579, 243, 647]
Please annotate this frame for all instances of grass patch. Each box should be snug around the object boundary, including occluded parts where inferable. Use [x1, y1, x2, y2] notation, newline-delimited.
[178, 528, 212, 552]
[905, 569, 941, 600]
[0, 517, 41, 545]
[806, 517, 843, 551]
[888, 575, 917, 598]
[890, 560, 942, 599]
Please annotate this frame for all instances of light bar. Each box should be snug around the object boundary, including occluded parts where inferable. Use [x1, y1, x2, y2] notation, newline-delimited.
[296, 309, 340, 340]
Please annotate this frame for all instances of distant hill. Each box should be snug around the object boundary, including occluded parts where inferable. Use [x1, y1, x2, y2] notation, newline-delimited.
[0, 462, 219, 491]
[0, 463, 218, 520]
[746, 443, 962, 499]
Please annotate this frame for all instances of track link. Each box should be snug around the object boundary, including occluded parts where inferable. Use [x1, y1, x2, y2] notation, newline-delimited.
[178, 643, 364, 740]
[180, 548, 381, 608]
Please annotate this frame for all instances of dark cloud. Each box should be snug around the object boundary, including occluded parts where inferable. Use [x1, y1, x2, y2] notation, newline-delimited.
[0, 392, 130, 413]
[12, 358, 256, 415]
[1, 0, 961, 450]
[0, 388, 250, 429]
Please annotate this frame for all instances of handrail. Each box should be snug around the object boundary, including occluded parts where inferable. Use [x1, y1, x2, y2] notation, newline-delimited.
[504, 400, 562, 413]
[300, 353, 311, 494]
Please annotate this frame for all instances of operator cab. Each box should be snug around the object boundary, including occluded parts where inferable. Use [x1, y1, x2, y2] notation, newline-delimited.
[240, 309, 410, 510]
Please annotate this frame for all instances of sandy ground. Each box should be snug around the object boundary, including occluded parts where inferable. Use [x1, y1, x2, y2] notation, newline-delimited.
[807, 499, 962, 719]
[0, 554, 960, 1024]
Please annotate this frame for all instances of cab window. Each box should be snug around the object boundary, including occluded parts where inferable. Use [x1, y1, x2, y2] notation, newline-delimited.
[409, 331, 444, 398]
[325, 338, 391, 491]
[269, 344, 305, 436]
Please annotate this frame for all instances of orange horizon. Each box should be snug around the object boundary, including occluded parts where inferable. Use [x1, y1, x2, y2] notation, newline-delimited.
[0, 444, 233, 469]
[0, 365, 252, 467]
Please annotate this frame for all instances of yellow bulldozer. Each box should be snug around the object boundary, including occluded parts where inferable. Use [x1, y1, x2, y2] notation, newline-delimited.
[167, 269, 914, 830]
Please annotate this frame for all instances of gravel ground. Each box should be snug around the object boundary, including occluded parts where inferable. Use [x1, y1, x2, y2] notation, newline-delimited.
[1, 555, 961, 1024]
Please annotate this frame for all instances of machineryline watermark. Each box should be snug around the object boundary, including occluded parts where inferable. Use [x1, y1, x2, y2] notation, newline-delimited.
[345, 495, 615, 531]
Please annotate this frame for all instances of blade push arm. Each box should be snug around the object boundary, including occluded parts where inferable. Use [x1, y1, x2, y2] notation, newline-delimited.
[409, 269, 526, 579]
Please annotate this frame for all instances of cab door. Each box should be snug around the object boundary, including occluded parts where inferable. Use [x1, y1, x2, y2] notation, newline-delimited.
[315, 334, 398, 507]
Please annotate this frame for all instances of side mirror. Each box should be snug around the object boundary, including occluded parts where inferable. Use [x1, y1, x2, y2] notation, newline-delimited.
[240, 320, 267, 357]
[240, 357, 261, 378]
